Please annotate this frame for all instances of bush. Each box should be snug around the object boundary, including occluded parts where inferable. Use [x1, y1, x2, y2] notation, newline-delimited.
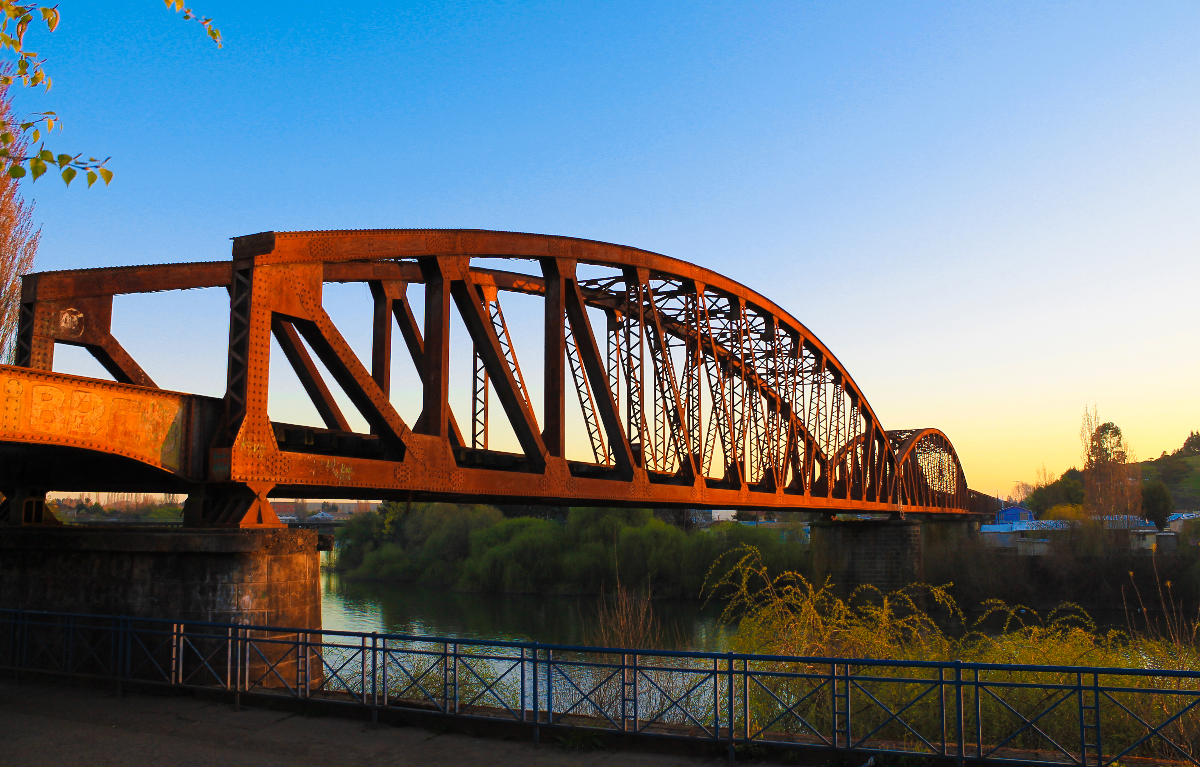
[337, 504, 811, 598]
[460, 517, 564, 593]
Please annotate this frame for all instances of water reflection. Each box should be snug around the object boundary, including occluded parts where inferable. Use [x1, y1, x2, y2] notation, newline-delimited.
[321, 569, 735, 651]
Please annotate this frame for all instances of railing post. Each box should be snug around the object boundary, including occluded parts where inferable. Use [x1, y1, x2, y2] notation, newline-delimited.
[360, 635, 369, 706]
[452, 641, 459, 714]
[226, 626, 235, 691]
[532, 642, 540, 744]
[519, 646, 526, 724]
[546, 648, 554, 724]
[939, 665, 947, 755]
[631, 652, 639, 730]
[742, 658, 750, 742]
[974, 667, 982, 760]
[294, 631, 302, 696]
[712, 656, 719, 742]
[954, 660, 965, 766]
[1091, 671, 1102, 767]
[380, 635, 388, 708]
[1077, 670, 1086, 767]
[726, 653, 735, 763]
[237, 628, 247, 710]
[303, 630, 312, 699]
[171, 622, 181, 686]
[370, 633, 379, 724]
[442, 641, 450, 713]
[620, 652, 628, 732]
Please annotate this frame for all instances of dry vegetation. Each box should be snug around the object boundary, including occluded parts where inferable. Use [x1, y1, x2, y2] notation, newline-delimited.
[705, 545, 1200, 760]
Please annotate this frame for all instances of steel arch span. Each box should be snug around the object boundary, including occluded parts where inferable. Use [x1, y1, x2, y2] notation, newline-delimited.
[0, 229, 970, 527]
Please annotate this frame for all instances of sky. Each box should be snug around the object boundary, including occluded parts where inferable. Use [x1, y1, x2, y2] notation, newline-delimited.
[11, 1, 1200, 498]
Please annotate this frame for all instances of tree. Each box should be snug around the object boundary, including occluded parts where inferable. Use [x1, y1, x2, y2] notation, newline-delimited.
[0, 80, 38, 362]
[1079, 406, 1141, 519]
[1157, 455, 1189, 487]
[1141, 480, 1173, 530]
[1175, 430, 1200, 457]
[0, 1, 220, 185]
[1024, 468, 1084, 516]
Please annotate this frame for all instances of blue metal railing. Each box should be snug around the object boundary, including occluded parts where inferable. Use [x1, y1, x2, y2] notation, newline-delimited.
[2, 608, 1198, 765]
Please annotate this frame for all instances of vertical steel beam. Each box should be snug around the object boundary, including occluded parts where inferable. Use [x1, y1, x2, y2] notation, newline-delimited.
[541, 259, 566, 458]
[418, 257, 451, 438]
[368, 280, 399, 399]
[14, 275, 53, 370]
[391, 290, 466, 449]
[221, 259, 255, 445]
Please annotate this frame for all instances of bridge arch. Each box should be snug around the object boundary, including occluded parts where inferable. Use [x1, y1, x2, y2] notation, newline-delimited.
[888, 428, 968, 512]
[2, 229, 971, 525]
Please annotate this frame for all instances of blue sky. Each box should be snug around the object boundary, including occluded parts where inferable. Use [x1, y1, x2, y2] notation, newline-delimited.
[14, 1, 1200, 496]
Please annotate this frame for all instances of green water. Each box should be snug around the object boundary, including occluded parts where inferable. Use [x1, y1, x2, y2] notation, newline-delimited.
[320, 569, 735, 651]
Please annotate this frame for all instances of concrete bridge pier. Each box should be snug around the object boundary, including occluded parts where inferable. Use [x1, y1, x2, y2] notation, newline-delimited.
[810, 518, 924, 593]
[0, 527, 321, 686]
[810, 516, 978, 593]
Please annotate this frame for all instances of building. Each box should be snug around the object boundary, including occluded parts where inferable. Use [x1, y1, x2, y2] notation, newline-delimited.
[1167, 512, 1200, 535]
[996, 506, 1034, 524]
[979, 519, 1069, 551]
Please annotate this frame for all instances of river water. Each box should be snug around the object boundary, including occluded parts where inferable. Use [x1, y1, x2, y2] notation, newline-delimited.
[320, 568, 735, 651]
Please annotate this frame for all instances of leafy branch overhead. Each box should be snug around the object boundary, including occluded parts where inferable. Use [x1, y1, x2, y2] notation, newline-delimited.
[0, 1, 221, 186]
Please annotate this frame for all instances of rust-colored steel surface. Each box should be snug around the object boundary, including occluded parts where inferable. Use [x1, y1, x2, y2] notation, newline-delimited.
[0, 230, 970, 527]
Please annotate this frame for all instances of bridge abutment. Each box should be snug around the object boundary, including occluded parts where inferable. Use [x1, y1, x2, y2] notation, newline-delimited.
[1, 527, 321, 687]
[0, 527, 320, 626]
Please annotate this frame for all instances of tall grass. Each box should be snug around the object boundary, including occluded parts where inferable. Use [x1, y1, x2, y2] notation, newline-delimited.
[705, 545, 1200, 761]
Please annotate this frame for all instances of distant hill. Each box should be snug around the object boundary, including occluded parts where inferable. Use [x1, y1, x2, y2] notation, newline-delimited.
[1139, 453, 1200, 511]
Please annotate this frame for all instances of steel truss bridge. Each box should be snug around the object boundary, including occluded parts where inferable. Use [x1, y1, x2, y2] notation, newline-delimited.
[0, 230, 968, 527]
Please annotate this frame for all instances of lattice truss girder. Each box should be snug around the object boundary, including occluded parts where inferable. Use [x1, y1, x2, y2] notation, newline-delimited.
[4, 229, 970, 524]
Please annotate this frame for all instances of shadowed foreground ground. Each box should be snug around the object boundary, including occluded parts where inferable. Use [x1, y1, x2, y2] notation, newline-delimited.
[0, 678, 801, 766]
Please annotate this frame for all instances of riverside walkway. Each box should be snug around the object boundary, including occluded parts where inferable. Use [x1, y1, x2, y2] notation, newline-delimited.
[4, 610, 1199, 765]
[0, 678, 780, 767]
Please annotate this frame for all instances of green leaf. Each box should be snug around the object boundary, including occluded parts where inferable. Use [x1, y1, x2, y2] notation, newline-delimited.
[29, 157, 46, 180]
[56, 153, 72, 168]
[0, 132, 12, 145]
[61, 166, 76, 185]
[8, 164, 26, 179]
[97, 167, 113, 185]
[38, 149, 52, 162]
[86, 170, 97, 187]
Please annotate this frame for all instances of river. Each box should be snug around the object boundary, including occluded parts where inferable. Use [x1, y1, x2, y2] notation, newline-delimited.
[320, 568, 735, 650]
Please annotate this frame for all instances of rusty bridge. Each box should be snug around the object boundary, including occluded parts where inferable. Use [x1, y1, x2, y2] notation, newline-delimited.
[0, 230, 969, 527]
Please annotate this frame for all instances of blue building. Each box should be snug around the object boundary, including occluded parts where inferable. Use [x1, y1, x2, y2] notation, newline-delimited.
[996, 506, 1034, 523]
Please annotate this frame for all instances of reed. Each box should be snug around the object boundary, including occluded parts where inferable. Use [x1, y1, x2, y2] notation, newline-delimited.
[704, 545, 1200, 761]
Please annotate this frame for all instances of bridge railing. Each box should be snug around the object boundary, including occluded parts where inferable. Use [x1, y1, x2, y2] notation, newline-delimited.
[2, 608, 1198, 766]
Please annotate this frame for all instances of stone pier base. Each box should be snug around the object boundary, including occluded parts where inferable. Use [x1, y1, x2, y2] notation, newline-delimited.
[0, 527, 320, 628]
[0, 528, 321, 687]
[810, 519, 923, 593]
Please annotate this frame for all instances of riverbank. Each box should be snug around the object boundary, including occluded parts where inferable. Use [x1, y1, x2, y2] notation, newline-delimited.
[0, 677, 793, 767]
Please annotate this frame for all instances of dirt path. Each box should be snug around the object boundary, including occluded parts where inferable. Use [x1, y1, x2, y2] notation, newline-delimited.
[0, 677, 800, 766]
